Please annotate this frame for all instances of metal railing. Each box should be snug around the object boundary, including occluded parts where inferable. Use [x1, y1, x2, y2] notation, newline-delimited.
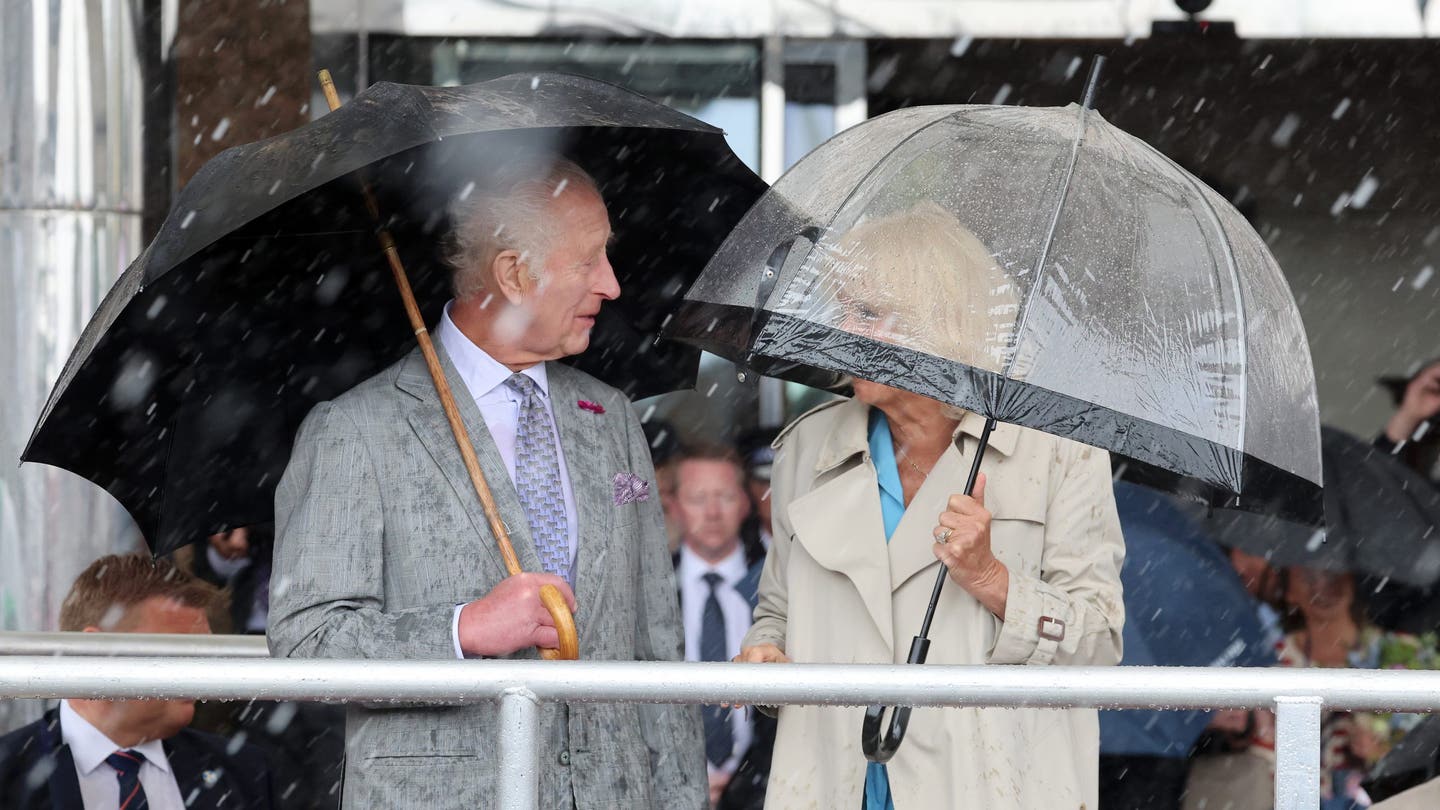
[0, 631, 269, 658]
[3, 634, 1439, 810]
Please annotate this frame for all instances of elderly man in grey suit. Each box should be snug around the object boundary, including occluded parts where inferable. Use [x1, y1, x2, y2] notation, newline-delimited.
[268, 154, 708, 809]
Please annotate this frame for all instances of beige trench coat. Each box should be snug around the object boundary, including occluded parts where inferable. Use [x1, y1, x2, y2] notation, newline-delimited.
[744, 398, 1125, 810]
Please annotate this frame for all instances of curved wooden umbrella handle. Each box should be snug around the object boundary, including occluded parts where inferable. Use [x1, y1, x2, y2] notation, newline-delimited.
[537, 584, 580, 661]
[317, 69, 580, 661]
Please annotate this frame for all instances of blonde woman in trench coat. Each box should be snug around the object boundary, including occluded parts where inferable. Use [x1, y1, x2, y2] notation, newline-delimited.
[737, 203, 1126, 810]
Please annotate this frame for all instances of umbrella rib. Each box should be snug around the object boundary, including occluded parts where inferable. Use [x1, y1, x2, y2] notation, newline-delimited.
[1004, 104, 1090, 379]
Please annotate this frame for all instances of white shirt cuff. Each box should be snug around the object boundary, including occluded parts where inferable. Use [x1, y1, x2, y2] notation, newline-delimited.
[451, 604, 467, 659]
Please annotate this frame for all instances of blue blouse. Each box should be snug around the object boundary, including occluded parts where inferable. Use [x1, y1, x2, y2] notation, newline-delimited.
[865, 409, 903, 810]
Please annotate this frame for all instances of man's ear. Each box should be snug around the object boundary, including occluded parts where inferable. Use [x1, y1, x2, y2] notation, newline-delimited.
[491, 249, 531, 305]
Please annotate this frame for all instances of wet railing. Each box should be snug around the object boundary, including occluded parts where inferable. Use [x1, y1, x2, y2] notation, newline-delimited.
[3, 633, 1439, 810]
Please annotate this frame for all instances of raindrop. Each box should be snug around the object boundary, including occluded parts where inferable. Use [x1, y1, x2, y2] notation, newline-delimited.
[948, 35, 973, 58]
[110, 353, 158, 409]
[457, 181, 476, 201]
[211, 117, 231, 141]
[180, 210, 197, 229]
[530, 76, 540, 90]
[1349, 174, 1379, 208]
[1271, 114, 1300, 148]
[264, 702, 299, 735]
[1331, 98, 1351, 120]
[991, 84, 1013, 106]
[268, 179, 281, 195]
[1412, 266, 1434, 291]
[255, 85, 276, 107]
[145, 296, 168, 320]
[552, 178, 570, 197]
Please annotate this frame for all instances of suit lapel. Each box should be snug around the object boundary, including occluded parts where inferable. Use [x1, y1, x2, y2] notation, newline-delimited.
[546, 364, 612, 644]
[164, 735, 210, 809]
[398, 343, 540, 583]
[39, 710, 82, 810]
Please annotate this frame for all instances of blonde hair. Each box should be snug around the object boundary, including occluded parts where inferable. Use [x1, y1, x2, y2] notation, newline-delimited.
[817, 201, 1017, 369]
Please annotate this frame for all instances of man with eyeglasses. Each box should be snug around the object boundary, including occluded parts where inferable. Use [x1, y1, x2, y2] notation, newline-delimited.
[672, 444, 770, 808]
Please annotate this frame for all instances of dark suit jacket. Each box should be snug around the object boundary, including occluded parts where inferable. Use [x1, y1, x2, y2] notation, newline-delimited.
[0, 708, 278, 810]
[672, 546, 776, 810]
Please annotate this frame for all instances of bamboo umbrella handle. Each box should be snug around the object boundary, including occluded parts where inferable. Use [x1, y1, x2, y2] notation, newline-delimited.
[316, 70, 579, 661]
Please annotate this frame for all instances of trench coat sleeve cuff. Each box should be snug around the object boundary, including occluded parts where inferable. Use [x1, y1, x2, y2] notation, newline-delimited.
[985, 573, 1063, 666]
[741, 622, 786, 652]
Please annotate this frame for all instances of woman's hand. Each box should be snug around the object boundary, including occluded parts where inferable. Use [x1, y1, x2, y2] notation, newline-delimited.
[734, 643, 790, 664]
[725, 644, 791, 709]
[932, 473, 1009, 618]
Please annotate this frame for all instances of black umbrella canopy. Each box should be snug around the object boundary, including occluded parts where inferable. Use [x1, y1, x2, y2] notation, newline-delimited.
[664, 102, 1323, 524]
[1208, 425, 1440, 587]
[23, 73, 764, 554]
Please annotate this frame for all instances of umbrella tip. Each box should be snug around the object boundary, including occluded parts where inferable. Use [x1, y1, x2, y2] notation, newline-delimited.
[1081, 55, 1107, 110]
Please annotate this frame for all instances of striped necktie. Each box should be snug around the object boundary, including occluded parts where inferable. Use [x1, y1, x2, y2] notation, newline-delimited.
[105, 749, 149, 810]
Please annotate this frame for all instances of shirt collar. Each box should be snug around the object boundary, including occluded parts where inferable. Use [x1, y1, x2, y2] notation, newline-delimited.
[814, 397, 1019, 474]
[438, 301, 549, 401]
[867, 410, 905, 505]
[59, 700, 173, 776]
[677, 543, 748, 586]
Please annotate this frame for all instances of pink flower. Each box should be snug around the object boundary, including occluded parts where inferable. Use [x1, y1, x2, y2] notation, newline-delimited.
[578, 399, 605, 414]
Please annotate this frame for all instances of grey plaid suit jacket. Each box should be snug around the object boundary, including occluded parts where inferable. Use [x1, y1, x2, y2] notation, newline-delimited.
[268, 342, 707, 809]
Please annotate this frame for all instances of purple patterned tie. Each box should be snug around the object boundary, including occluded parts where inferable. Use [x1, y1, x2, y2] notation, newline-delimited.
[505, 373, 572, 582]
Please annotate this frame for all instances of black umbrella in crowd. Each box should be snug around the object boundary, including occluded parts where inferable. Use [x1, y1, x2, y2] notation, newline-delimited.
[22, 73, 765, 556]
[1208, 425, 1440, 587]
[1365, 714, 1440, 803]
[663, 85, 1323, 761]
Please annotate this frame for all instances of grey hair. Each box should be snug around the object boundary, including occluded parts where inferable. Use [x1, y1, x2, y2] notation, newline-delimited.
[443, 155, 600, 300]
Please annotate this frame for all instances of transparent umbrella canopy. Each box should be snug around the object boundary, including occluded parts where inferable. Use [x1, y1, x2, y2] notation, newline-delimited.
[663, 98, 1325, 764]
[666, 101, 1323, 524]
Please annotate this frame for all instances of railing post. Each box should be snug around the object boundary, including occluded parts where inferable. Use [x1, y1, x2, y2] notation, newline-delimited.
[497, 687, 541, 810]
[1273, 696, 1323, 810]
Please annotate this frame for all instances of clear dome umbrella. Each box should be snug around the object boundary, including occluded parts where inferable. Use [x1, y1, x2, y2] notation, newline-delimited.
[663, 82, 1323, 763]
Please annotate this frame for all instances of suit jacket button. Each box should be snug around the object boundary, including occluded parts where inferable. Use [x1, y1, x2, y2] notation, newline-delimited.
[558, 750, 571, 766]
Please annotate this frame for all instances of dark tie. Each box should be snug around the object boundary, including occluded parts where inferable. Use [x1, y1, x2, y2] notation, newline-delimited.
[700, 572, 734, 768]
[105, 749, 149, 810]
[504, 373, 572, 582]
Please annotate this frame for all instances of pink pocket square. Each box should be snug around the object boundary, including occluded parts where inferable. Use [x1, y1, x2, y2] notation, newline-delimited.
[613, 472, 651, 506]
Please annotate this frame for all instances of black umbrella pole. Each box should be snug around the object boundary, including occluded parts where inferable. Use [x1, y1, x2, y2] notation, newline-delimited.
[315, 70, 579, 661]
[862, 417, 997, 763]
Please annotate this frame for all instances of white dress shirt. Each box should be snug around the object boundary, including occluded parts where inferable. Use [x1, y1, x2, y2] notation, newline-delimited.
[439, 303, 580, 658]
[60, 700, 186, 810]
[677, 543, 754, 774]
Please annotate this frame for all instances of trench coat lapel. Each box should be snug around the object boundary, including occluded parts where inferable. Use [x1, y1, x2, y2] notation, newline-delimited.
[545, 364, 612, 646]
[787, 400, 896, 653]
[396, 342, 540, 583]
[887, 412, 1020, 592]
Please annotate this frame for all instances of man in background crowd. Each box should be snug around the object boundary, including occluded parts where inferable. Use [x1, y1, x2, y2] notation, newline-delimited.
[0, 553, 277, 809]
[672, 444, 772, 808]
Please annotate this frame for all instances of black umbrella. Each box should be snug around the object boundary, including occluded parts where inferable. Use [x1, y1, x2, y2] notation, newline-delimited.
[22, 73, 765, 556]
[1365, 714, 1440, 803]
[1208, 425, 1440, 588]
[663, 85, 1322, 761]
